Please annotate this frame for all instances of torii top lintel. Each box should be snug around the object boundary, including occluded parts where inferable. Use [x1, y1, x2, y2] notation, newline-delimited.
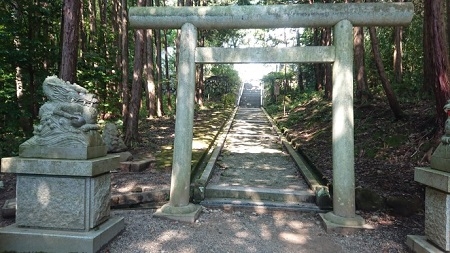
[129, 3, 414, 30]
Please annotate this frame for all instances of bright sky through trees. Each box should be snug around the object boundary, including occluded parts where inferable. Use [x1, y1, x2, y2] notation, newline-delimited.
[234, 28, 302, 83]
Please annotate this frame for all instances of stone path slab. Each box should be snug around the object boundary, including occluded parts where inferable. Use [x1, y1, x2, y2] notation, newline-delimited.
[204, 107, 318, 210]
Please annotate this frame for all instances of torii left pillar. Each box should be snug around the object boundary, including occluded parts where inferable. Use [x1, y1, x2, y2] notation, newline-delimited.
[153, 23, 202, 222]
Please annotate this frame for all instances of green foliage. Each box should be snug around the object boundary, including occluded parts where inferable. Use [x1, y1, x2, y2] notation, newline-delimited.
[221, 93, 236, 108]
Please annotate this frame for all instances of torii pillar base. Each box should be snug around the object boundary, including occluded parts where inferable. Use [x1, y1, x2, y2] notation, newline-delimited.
[154, 203, 202, 223]
[319, 212, 373, 234]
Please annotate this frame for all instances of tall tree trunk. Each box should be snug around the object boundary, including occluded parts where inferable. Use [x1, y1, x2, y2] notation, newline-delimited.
[196, 30, 205, 107]
[124, 0, 145, 146]
[155, 29, 164, 117]
[393, 0, 404, 83]
[424, 0, 450, 131]
[369, 26, 404, 120]
[164, 29, 172, 111]
[323, 27, 332, 100]
[313, 28, 323, 91]
[121, 0, 130, 125]
[146, 27, 157, 118]
[393, 26, 403, 83]
[60, 0, 81, 83]
[353, 0, 370, 104]
[354, 25, 370, 104]
[296, 29, 305, 92]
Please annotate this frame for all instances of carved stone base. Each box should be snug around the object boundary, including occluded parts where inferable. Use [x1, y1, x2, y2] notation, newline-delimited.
[0, 216, 124, 253]
[154, 203, 202, 223]
[0, 154, 123, 250]
[16, 173, 110, 231]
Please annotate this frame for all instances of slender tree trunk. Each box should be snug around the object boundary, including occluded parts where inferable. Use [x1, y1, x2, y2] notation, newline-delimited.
[313, 28, 322, 91]
[146, 27, 157, 118]
[393, 0, 404, 84]
[155, 29, 164, 116]
[60, 0, 81, 83]
[323, 27, 332, 100]
[354, 25, 370, 104]
[196, 30, 205, 107]
[369, 26, 404, 120]
[296, 29, 305, 92]
[393, 26, 403, 83]
[121, 0, 130, 125]
[124, 0, 145, 146]
[424, 0, 450, 131]
[164, 29, 172, 111]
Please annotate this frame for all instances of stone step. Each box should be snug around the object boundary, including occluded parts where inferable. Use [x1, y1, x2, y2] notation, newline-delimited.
[110, 189, 169, 208]
[200, 198, 322, 212]
[119, 158, 155, 172]
[204, 185, 315, 204]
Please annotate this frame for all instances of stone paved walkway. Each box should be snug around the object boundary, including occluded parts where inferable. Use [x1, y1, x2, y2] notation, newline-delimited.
[209, 108, 310, 191]
[203, 106, 318, 210]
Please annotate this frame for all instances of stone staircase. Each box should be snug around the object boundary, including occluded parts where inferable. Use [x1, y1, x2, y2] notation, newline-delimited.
[239, 87, 261, 108]
[199, 107, 328, 212]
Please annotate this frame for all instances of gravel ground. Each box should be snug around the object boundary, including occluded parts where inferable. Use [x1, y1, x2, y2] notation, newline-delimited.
[100, 207, 423, 253]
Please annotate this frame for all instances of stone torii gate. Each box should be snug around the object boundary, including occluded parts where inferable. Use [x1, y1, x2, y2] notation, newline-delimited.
[129, 3, 414, 229]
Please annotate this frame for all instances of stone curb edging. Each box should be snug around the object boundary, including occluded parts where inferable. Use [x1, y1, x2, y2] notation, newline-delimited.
[261, 107, 332, 210]
[192, 106, 239, 202]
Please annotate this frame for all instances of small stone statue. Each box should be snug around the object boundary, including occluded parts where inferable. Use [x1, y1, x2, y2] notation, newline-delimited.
[430, 99, 450, 172]
[441, 100, 450, 144]
[102, 122, 128, 153]
[19, 76, 106, 159]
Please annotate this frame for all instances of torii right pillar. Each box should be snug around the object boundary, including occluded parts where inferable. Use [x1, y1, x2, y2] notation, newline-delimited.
[319, 19, 371, 233]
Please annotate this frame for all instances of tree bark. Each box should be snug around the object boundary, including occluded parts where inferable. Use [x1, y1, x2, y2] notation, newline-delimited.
[163, 29, 172, 112]
[393, 26, 403, 83]
[393, 0, 404, 83]
[60, 0, 81, 83]
[368, 26, 404, 120]
[354, 25, 370, 104]
[145, 24, 157, 118]
[424, 0, 450, 130]
[124, 0, 145, 146]
[155, 29, 164, 117]
[120, 0, 130, 125]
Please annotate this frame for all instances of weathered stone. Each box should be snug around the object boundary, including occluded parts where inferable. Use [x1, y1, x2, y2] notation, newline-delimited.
[415, 167, 450, 193]
[19, 76, 107, 160]
[1, 155, 120, 177]
[102, 122, 128, 153]
[129, 3, 414, 29]
[431, 143, 450, 173]
[355, 187, 385, 211]
[315, 187, 332, 210]
[385, 195, 420, 217]
[0, 216, 124, 253]
[120, 158, 154, 172]
[110, 189, 170, 207]
[16, 173, 110, 231]
[424, 187, 450, 251]
[118, 151, 133, 162]
[1, 199, 16, 219]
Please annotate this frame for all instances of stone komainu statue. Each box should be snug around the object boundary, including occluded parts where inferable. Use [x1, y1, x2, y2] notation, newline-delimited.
[19, 76, 107, 159]
[442, 100, 450, 145]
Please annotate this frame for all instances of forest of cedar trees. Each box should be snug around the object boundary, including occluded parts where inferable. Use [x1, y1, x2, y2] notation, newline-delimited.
[0, 0, 449, 169]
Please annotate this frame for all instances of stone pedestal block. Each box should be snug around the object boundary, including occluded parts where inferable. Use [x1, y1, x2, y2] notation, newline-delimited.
[0, 154, 123, 253]
[424, 187, 450, 251]
[408, 167, 450, 252]
[16, 173, 110, 231]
